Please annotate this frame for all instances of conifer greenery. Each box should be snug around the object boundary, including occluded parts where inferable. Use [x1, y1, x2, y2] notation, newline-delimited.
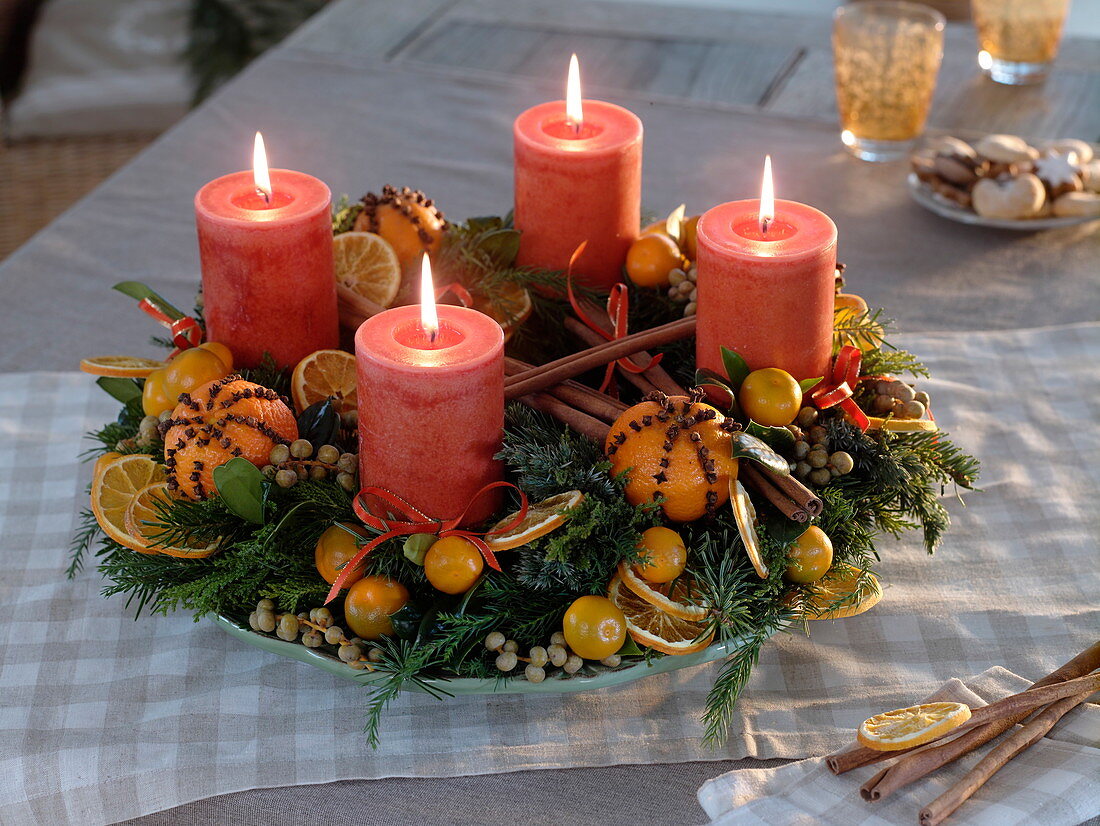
[70, 221, 978, 747]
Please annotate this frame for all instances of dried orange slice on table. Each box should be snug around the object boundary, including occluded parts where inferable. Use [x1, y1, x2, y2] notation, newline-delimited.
[485, 490, 584, 552]
[80, 356, 167, 378]
[802, 562, 882, 620]
[90, 454, 165, 553]
[124, 482, 220, 558]
[616, 561, 708, 622]
[858, 702, 972, 751]
[291, 349, 358, 415]
[333, 231, 401, 309]
[607, 574, 714, 655]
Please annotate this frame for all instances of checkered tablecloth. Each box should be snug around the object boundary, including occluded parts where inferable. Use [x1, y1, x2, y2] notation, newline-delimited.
[1, 323, 1097, 825]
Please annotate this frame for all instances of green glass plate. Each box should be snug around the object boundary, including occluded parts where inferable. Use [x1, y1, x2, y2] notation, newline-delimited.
[212, 614, 769, 695]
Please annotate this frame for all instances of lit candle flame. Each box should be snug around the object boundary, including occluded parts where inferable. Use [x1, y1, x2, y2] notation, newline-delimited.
[759, 155, 774, 235]
[665, 203, 686, 244]
[566, 54, 583, 131]
[253, 132, 272, 202]
[420, 253, 438, 342]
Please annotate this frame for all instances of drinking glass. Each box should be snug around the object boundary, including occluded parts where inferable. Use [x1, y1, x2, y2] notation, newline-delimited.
[971, 0, 1071, 85]
[833, 1, 946, 162]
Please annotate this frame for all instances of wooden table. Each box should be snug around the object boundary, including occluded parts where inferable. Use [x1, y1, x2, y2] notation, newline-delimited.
[288, 0, 1100, 141]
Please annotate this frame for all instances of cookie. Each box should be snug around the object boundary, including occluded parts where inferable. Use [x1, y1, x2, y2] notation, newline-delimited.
[1052, 191, 1100, 218]
[1033, 154, 1083, 199]
[974, 134, 1035, 165]
[1045, 138, 1094, 165]
[971, 174, 1045, 220]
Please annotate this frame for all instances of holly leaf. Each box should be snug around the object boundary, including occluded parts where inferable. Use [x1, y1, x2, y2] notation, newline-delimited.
[720, 347, 750, 391]
[615, 636, 645, 657]
[763, 512, 806, 544]
[403, 533, 435, 566]
[694, 368, 741, 417]
[730, 431, 790, 476]
[799, 377, 823, 393]
[297, 398, 340, 447]
[96, 377, 143, 405]
[212, 457, 265, 524]
[478, 228, 521, 268]
[465, 215, 505, 233]
[112, 281, 185, 319]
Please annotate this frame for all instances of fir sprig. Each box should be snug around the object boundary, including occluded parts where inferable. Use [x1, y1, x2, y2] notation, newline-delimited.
[363, 636, 453, 748]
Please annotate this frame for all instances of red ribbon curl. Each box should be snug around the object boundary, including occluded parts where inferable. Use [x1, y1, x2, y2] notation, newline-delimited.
[324, 482, 529, 604]
[565, 242, 661, 393]
[137, 297, 203, 356]
[809, 344, 870, 432]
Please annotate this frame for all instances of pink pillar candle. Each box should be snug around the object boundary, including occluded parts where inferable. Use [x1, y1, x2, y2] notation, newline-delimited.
[514, 100, 642, 290]
[695, 199, 837, 382]
[195, 169, 339, 369]
[355, 305, 505, 526]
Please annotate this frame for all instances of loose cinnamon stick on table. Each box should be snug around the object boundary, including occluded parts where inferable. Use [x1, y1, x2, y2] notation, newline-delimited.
[919, 687, 1096, 826]
[827, 639, 1100, 776]
[739, 463, 821, 523]
[504, 317, 697, 400]
[860, 669, 1100, 803]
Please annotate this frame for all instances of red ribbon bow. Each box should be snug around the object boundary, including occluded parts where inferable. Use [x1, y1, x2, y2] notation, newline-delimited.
[565, 242, 661, 394]
[325, 482, 529, 604]
[809, 345, 870, 432]
[137, 297, 203, 357]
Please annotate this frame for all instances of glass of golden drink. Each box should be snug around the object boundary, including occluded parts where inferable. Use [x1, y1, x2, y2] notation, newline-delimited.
[833, 1, 946, 162]
[972, 0, 1071, 85]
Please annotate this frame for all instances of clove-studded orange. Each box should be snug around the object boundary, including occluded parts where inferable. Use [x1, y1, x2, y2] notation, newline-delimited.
[353, 185, 447, 275]
[605, 392, 739, 522]
[163, 376, 298, 499]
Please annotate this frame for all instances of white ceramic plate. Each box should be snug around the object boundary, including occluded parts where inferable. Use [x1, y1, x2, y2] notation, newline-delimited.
[906, 173, 1100, 231]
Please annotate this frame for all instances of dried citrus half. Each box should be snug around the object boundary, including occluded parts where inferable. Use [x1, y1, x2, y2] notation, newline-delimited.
[90, 454, 166, 553]
[617, 561, 708, 622]
[124, 482, 220, 558]
[607, 574, 714, 655]
[80, 356, 167, 378]
[857, 702, 972, 751]
[291, 349, 357, 415]
[485, 490, 584, 552]
[802, 563, 882, 620]
[864, 415, 939, 433]
[333, 231, 401, 308]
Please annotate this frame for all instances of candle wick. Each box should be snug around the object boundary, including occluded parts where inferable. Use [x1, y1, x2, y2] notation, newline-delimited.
[257, 188, 271, 205]
[759, 217, 770, 236]
[572, 120, 581, 136]
[429, 328, 438, 344]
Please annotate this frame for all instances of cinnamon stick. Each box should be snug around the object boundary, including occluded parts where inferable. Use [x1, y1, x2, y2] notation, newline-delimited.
[504, 317, 697, 400]
[518, 392, 610, 442]
[739, 463, 811, 522]
[564, 316, 682, 398]
[504, 358, 628, 424]
[920, 689, 1095, 826]
[336, 284, 386, 329]
[860, 669, 1100, 802]
[827, 640, 1100, 776]
[572, 302, 688, 397]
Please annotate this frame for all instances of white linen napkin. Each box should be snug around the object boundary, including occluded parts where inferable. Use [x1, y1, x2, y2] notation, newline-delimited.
[698, 667, 1100, 826]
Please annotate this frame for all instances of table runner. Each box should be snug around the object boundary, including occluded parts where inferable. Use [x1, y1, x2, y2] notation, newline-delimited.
[1, 322, 1096, 824]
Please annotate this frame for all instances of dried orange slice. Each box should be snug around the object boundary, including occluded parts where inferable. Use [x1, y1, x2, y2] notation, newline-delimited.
[730, 478, 767, 578]
[474, 281, 533, 342]
[291, 349, 357, 415]
[124, 482, 220, 558]
[333, 231, 401, 308]
[80, 356, 167, 378]
[485, 490, 584, 552]
[617, 561, 708, 622]
[864, 415, 939, 433]
[857, 702, 971, 751]
[90, 454, 165, 553]
[802, 563, 882, 620]
[607, 574, 714, 655]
